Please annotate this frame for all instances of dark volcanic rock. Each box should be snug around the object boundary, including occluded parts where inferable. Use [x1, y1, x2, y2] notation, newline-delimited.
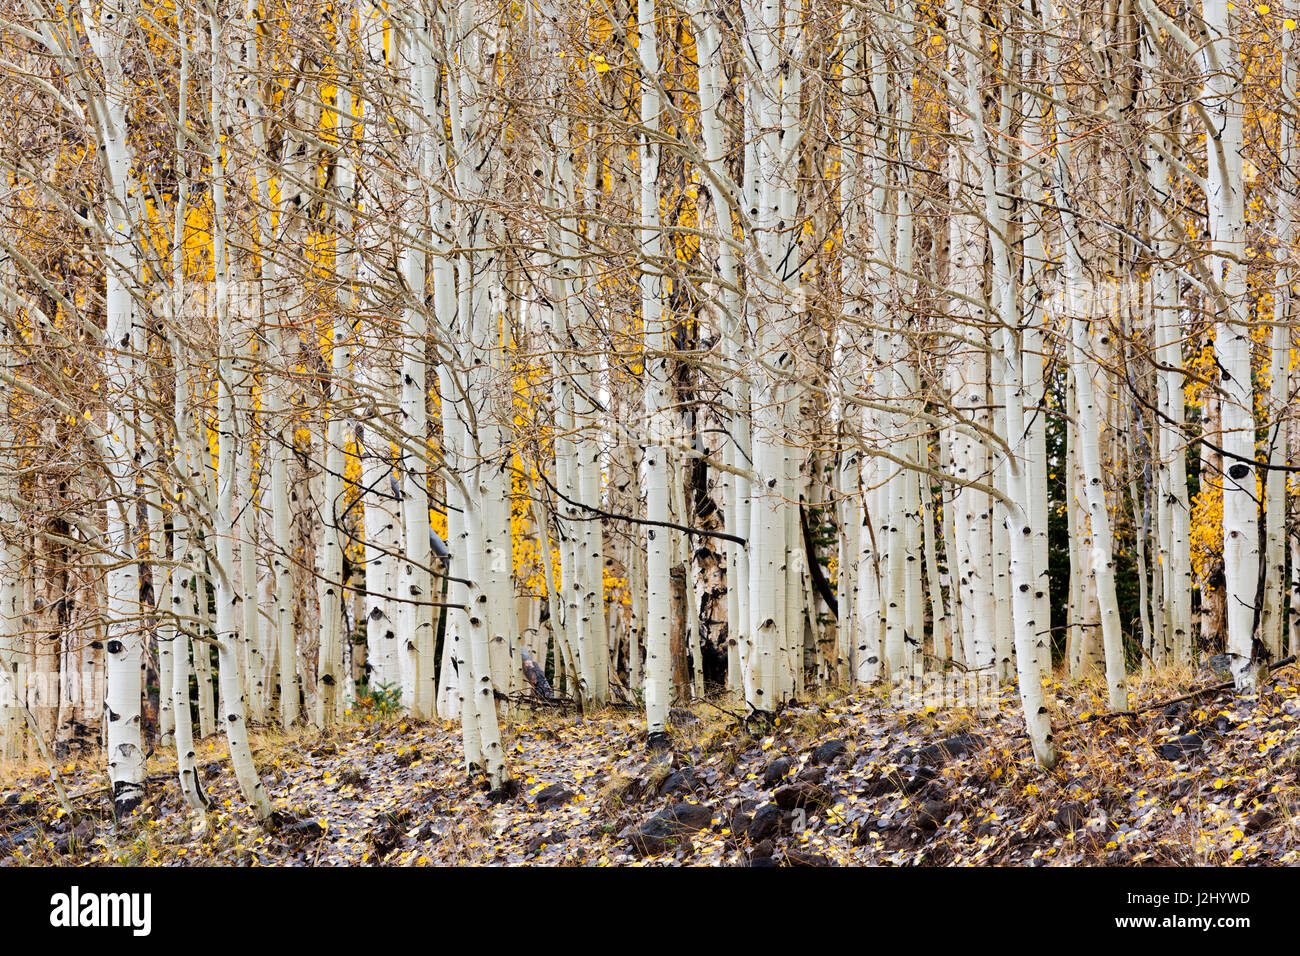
[1161, 702, 1190, 722]
[534, 783, 575, 810]
[627, 803, 715, 856]
[773, 782, 832, 811]
[811, 739, 847, 765]
[902, 766, 939, 795]
[658, 768, 704, 798]
[914, 800, 953, 830]
[381, 807, 413, 829]
[747, 803, 783, 842]
[1245, 809, 1276, 835]
[727, 798, 758, 837]
[0, 794, 39, 821]
[0, 824, 38, 852]
[487, 778, 521, 803]
[1204, 714, 1233, 736]
[370, 825, 402, 858]
[861, 770, 906, 797]
[906, 734, 986, 766]
[524, 830, 568, 854]
[761, 756, 795, 787]
[414, 820, 443, 842]
[797, 766, 827, 786]
[281, 817, 325, 842]
[1158, 734, 1206, 760]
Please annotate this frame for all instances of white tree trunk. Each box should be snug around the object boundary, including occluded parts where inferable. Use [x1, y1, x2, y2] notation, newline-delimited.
[209, 9, 273, 821]
[80, 0, 146, 818]
[637, 0, 673, 742]
[1045, 3, 1127, 709]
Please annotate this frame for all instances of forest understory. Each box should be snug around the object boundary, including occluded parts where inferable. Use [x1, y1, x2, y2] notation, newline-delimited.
[4, 662, 1299, 867]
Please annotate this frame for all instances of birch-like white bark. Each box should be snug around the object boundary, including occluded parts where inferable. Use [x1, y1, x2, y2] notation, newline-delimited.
[1045, 2, 1127, 709]
[314, 8, 356, 728]
[1260, 11, 1295, 659]
[78, 0, 146, 817]
[445, 0, 510, 788]
[394, 13, 437, 718]
[208, 7, 274, 820]
[638, 0, 673, 742]
[964, 10, 1054, 764]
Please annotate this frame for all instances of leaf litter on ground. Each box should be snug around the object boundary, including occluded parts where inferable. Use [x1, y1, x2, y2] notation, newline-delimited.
[2, 663, 1298, 867]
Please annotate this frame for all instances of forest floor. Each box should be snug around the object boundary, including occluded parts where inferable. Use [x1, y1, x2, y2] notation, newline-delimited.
[3, 662, 1300, 866]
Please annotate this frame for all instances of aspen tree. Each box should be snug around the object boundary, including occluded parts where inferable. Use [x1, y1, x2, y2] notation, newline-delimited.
[349, 3, 410, 715]
[443, 0, 510, 789]
[688, 0, 752, 698]
[249, 5, 320, 727]
[1201, 0, 1261, 692]
[964, 4, 1055, 764]
[315, 4, 355, 728]
[536, 6, 604, 707]
[740, 0, 803, 713]
[0, 268, 21, 760]
[77, 0, 148, 817]
[207, 2, 273, 820]
[163, 26, 208, 810]
[1044, 0, 1128, 709]
[1135, 15, 1188, 666]
[1259, 7, 1296, 659]
[397, 10, 438, 717]
[637, 0, 673, 744]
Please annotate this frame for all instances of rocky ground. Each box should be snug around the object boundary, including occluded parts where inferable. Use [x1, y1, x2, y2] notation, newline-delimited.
[3, 663, 1299, 866]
